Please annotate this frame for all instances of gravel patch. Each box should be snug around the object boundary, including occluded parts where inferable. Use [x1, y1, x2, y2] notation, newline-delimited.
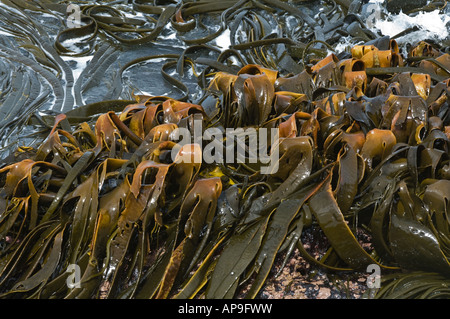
[241, 225, 374, 299]
[255, 248, 370, 299]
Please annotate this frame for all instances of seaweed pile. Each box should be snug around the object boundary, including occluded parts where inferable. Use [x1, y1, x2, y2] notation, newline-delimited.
[0, 0, 449, 299]
[4, 0, 447, 157]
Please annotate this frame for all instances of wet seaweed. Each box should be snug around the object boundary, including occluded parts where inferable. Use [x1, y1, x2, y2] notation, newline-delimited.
[0, 0, 449, 300]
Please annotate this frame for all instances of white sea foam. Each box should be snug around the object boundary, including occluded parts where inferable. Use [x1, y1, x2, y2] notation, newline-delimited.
[374, 9, 450, 41]
[366, 0, 450, 48]
[215, 28, 231, 50]
[331, 2, 449, 55]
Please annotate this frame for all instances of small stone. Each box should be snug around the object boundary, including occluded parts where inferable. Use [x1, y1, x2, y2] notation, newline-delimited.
[317, 287, 331, 299]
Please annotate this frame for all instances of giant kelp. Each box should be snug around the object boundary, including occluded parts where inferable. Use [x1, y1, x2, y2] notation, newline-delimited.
[0, 0, 450, 299]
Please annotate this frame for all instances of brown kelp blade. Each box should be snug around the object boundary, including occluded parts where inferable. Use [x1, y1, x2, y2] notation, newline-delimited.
[1, 37, 450, 300]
